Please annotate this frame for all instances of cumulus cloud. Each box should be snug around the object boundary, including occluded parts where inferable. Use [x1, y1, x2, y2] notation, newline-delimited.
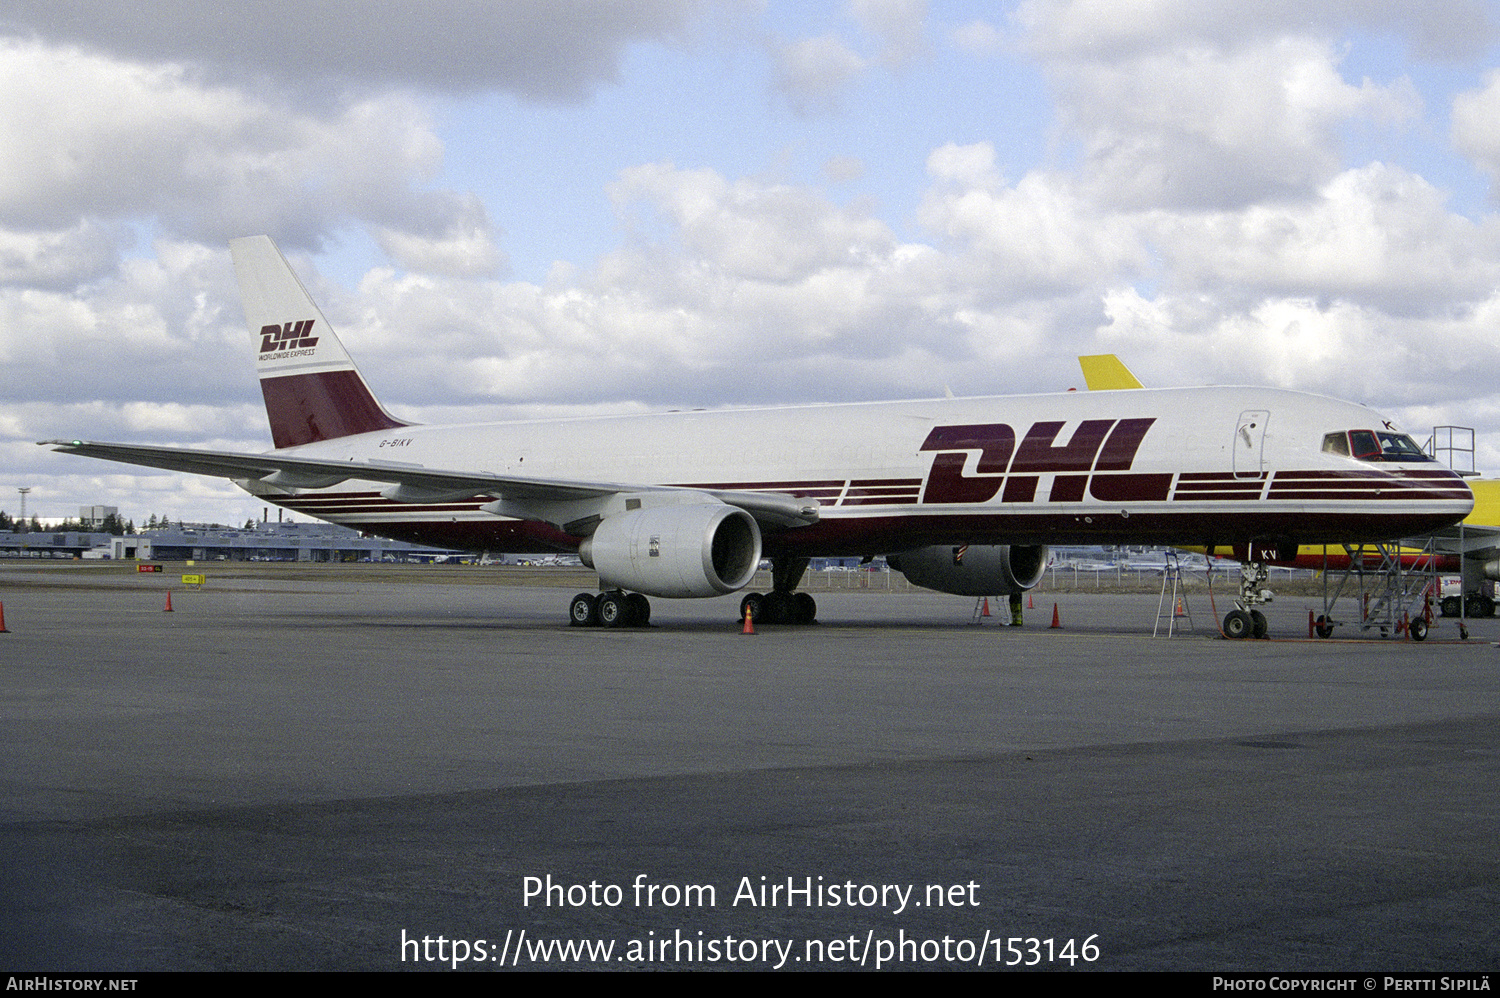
[0, 38, 503, 276]
[1015, 0, 1496, 61]
[0, 222, 129, 289]
[919, 142, 1148, 296]
[11, 0, 1500, 523]
[0, 0, 702, 102]
[1453, 70, 1500, 192]
[1052, 37, 1421, 209]
[608, 161, 897, 283]
[0, 240, 252, 408]
[847, 0, 928, 68]
[770, 1, 928, 113]
[371, 195, 505, 278]
[1147, 164, 1500, 312]
[328, 163, 1016, 411]
[1098, 284, 1500, 420]
[772, 34, 868, 114]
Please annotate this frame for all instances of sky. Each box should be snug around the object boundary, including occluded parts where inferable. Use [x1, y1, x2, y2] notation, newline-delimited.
[4, 0, 1500, 527]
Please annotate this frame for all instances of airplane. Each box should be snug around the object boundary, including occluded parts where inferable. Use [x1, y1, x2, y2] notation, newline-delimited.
[43, 236, 1473, 636]
[1078, 352, 1500, 620]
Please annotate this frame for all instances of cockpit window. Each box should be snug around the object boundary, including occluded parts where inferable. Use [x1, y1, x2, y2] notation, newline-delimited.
[1375, 431, 1430, 460]
[1349, 430, 1382, 459]
[1321, 429, 1433, 462]
[1321, 432, 1349, 456]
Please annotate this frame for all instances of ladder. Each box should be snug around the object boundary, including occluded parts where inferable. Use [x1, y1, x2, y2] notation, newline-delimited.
[1154, 551, 1195, 636]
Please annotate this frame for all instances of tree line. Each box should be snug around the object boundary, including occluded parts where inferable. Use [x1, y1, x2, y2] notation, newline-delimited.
[0, 511, 135, 534]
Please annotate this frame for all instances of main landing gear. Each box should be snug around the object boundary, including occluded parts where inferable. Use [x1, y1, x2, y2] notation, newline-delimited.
[1222, 560, 1272, 640]
[568, 557, 822, 629]
[738, 556, 818, 626]
[569, 590, 651, 628]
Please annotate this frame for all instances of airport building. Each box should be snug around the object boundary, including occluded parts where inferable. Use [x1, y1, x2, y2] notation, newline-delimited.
[0, 519, 461, 562]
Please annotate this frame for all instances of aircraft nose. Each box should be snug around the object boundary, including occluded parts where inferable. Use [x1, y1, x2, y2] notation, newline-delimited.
[1421, 467, 1474, 517]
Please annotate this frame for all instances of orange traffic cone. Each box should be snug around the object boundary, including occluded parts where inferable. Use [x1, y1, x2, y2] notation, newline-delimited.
[1050, 603, 1061, 629]
[1027, 594, 1034, 609]
[980, 597, 991, 617]
[0, 602, 8, 633]
[164, 591, 174, 612]
[741, 604, 754, 635]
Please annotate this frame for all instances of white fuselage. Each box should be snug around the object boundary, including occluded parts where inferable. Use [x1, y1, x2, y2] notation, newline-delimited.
[246, 385, 1472, 557]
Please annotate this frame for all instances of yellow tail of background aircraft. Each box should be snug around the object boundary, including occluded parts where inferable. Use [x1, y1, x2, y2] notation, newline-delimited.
[1077, 355, 1146, 391]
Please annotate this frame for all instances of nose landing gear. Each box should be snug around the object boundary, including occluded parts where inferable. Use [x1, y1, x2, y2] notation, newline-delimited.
[1223, 561, 1273, 639]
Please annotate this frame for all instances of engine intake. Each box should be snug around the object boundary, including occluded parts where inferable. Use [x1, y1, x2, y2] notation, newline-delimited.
[888, 544, 1048, 597]
[579, 503, 761, 598]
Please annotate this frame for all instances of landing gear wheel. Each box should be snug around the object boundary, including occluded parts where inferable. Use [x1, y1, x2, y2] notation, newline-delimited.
[740, 591, 815, 625]
[1224, 609, 1253, 639]
[763, 591, 794, 625]
[569, 592, 599, 627]
[1250, 609, 1268, 639]
[739, 592, 765, 625]
[1409, 617, 1428, 642]
[792, 592, 817, 625]
[1314, 615, 1334, 639]
[597, 592, 629, 628]
[1440, 596, 1461, 618]
[626, 593, 650, 627]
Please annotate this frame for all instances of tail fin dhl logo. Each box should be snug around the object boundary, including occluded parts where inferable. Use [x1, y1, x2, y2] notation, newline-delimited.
[920, 418, 1160, 504]
[259, 319, 319, 354]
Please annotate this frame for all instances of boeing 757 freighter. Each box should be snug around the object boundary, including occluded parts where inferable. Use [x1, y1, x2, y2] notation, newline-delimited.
[45, 236, 1472, 635]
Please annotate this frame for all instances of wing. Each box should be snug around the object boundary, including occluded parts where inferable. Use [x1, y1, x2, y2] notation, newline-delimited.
[40, 439, 821, 531]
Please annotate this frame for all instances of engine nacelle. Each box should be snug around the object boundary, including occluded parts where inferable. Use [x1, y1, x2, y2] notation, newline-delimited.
[888, 544, 1048, 597]
[578, 503, 761, 598]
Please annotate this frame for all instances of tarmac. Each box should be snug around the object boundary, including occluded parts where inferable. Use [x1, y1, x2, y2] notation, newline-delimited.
[1, 562, 1497, 971]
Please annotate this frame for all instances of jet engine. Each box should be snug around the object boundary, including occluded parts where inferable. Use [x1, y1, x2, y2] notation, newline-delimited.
[578, 503, 762, 598]
[887, 544, 1048, 597]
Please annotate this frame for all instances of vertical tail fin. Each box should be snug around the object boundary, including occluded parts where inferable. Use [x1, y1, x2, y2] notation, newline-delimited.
[1078, 354, 1145, 391]
[229, 235, 409, 448]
